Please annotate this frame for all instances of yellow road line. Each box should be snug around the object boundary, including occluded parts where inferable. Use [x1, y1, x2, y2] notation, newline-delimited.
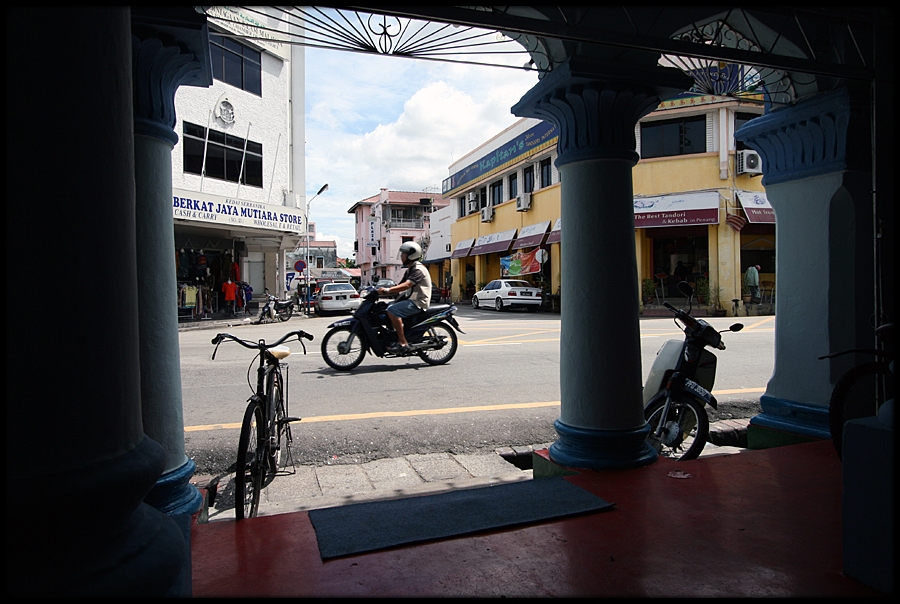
[185, 388, 766, 432]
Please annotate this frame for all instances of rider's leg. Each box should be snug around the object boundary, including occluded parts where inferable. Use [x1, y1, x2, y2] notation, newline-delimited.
[387, 311, 408, 347]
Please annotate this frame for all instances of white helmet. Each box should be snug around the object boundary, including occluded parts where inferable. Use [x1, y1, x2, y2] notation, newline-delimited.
[398, 241, 422, 261]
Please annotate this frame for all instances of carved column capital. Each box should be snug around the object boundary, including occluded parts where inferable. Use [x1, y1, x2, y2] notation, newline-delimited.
[736, 88, 862, 185]
[513, 58, 692, 166]
[131, 33, 209, 145]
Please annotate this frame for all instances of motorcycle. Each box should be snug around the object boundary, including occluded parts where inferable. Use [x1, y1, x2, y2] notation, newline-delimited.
[255, 288, 295, 324]
[643, 282, 743, 460]
[321, 286, 465, 371]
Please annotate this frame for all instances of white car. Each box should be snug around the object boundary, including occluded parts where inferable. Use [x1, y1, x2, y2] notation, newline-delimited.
[315, 282, 361, 316]
[471, 279, 542, 312]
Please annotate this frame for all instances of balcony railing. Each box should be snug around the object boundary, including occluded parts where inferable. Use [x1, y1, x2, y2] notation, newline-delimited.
[386, 218, 424, 230]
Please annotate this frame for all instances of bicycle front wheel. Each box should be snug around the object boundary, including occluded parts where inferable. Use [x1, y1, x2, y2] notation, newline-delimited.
[235, 401, 265, 520]
[829, 361, 893, 459]
[645, 396, 709, 461]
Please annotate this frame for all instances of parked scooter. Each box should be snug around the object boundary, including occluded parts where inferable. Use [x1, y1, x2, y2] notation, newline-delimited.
[255, 288, 295, 324]
[321, 286, 464, 371]
[643, 282, 743, 460]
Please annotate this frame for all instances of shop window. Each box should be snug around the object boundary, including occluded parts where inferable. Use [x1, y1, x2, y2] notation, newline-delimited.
[540, 158, 552, 188]
[508, 172, 518, 199]
[490, 180, 503, 206]
[734, 112, 760, 151]
[640, 115, 706, 159]
[209, 33, 262, 96]
[183, 122, 263, 187]
[523, 165, 535, 193]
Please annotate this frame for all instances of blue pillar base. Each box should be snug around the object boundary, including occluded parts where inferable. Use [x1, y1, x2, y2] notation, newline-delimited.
[750, 395, 831, 440]
[549, 419, 657, 469]
[144, 458, 203, 516]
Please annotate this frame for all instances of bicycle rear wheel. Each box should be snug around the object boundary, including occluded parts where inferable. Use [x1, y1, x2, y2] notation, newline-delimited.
[235, 401, 265, 520]
[267, 370, 292, 472]
[829, 361, 893, 459]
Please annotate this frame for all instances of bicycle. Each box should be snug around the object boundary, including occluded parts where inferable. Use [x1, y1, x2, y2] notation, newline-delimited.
[819, 323, 893, 459]
[211, 329, 314, 519]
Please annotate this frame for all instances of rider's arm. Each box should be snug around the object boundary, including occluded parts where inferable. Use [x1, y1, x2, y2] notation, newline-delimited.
[379, 280, 412, 296]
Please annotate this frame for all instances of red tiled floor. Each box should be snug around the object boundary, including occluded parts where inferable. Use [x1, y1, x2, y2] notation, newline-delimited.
[191, 440, 883, 597]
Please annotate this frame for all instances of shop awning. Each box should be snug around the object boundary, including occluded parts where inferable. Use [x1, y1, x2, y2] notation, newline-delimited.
[736, 191, 776, 223]
[633, 191, 720, 228]
[450, 238, 475, 259]
[513, 220, 551, 248]
[470, 229, 518, 256]
[546, 218, 562, 244]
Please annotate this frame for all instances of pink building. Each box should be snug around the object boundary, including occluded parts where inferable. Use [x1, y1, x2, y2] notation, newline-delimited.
[348, 188, 448, 285]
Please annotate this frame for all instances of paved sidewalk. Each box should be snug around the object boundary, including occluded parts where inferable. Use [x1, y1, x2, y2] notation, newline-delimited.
[194, 420, 751, 523]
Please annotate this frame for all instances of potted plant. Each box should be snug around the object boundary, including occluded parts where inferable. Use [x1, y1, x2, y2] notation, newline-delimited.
[694, 276, 710, 305]
[642, 278, 656, 304]
[709, 283, 727, 316]
[741, 283, 752, 305]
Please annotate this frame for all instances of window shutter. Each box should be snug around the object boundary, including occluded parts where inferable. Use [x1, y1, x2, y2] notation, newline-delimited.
[706, 114, 715, 153]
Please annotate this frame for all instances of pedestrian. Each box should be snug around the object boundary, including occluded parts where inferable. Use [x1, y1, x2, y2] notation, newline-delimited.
[745, 264, 761, 304]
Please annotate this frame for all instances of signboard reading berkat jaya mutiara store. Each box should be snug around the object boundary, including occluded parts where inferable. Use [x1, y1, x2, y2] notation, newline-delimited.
[173, 188, 306, 234]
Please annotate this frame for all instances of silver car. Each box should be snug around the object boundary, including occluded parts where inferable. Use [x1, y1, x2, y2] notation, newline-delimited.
[315, 282, 361, 316]
[471, 279, 542, 312]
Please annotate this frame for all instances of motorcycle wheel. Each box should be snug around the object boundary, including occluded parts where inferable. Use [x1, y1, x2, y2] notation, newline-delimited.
[644, 396, 709, 461]
[321, 326, 366, 371]
[277, 307, 292, 322]
[417, 322, 458, 366]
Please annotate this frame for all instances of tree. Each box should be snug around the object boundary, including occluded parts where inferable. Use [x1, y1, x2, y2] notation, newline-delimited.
[337, 257, 357, 269]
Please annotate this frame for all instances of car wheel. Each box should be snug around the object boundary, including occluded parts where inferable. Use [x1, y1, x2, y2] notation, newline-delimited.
[495, 297, 504, 311]
[472, 296, 479, 310]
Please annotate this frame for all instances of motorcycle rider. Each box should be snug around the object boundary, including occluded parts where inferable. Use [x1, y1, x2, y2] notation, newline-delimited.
[377, 241, 432, 353]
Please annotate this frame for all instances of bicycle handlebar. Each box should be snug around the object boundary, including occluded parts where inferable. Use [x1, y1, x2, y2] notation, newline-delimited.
[211, 330, 314, 360]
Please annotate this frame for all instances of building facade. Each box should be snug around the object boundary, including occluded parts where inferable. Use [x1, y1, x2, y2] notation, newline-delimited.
[446, 96, 771, 316]
[348, 188, 449, 286]
[171, 6, 306, 317]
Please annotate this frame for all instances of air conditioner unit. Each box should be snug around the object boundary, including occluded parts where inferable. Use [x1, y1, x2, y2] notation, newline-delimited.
[467, 200, 478, 213]
[467, 191, 477, 202]
[736, 150, 763, 175]
[480, 205, 494, 222]
[516, 193, 532, 211]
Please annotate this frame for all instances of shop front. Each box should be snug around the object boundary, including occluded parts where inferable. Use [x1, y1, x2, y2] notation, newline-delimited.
[173, 187, 304, 321]
[635, 191, 719, 299]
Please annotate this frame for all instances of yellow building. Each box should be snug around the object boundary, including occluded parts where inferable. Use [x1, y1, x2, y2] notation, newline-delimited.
[445, 95, 773, 316]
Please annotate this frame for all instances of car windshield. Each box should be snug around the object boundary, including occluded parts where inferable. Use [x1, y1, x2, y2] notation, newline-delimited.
[324, 283, 355, 292]
[505, 281, 532, 288]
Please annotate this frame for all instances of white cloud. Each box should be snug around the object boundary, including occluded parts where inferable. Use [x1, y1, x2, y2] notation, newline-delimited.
[304, 47, 539, 260]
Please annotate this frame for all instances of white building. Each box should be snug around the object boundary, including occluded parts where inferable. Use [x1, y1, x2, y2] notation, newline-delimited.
[171, 7, 306, 317]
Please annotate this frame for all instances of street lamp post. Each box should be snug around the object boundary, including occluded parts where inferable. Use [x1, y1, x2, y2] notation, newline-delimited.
[305, 183, 329, 315]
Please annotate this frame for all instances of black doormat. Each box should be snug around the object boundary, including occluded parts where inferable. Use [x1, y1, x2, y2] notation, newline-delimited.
[307, 477, 614, 559]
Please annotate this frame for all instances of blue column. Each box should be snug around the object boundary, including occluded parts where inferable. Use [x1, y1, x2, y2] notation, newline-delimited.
[736, 88, 875, 441]
[130, 26, 210, 517]
[512, 59, 692, 468]
[7, 7, 188, 596]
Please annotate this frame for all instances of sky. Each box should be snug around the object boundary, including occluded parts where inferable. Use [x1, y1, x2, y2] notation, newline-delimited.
[303, 45, 539, 259]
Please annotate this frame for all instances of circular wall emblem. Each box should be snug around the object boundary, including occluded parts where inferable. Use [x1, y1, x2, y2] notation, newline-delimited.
[215, 99, 235, 124]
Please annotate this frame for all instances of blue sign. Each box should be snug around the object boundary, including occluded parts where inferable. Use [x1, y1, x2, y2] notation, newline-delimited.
[442, 121, 558, 195]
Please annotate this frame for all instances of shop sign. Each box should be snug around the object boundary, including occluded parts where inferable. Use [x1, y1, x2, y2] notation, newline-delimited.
[633, 191, 720, 228]
[500, 248, 542, 277]
[442, 121, 558, 196]
[173, 188, 306, 234]
[736, 191, 775, 223]
[471, 229, 517, 256]
[204, 6, 291, 60]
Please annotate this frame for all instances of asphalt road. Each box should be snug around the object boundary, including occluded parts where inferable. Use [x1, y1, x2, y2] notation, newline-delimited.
[181, 306, 773, 475]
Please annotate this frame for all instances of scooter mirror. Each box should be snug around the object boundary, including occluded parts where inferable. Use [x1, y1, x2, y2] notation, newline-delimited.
[677, 281, 694, 298]
[729, 323, 744, 332]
